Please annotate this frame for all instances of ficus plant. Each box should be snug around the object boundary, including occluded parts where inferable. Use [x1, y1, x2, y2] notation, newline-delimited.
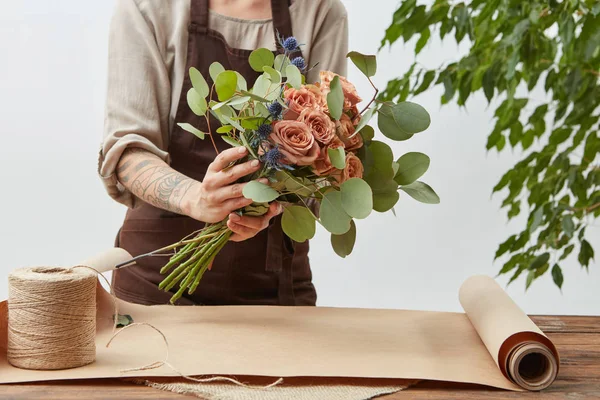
[380, 0, 599, 290]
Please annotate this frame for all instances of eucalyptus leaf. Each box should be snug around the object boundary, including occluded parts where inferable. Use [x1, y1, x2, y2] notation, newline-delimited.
[372, 180, 400, 212]
[320, 190, 352, 234]
[327, 76, 344, 120]
[177, 123, 205, 140]
[221, 136, 242, 147]
[215, 71, 237, 101]
[285, 65, 302, 89]
[209, 62, 225, 82]
[399, 181, 440, 204]
[235, 72, 248, 91]
[189, 67, 209, 97]
[249, 48, 275, 72]
[355, 108, 376, 135]
[394, 152, 431, 185]
[282, 205, 316, 242]
[242, 180, 279, 202]
[347, 51, 377, 77]
[187, 88, 207, 116]
[331, 220, 357, 258]
[263, 66, 282, 84]
[274, 54, 291, 76]
[360, 125, 375, 143]
[328, 147, 346, 169]
[340, 178, 373, 219]
[377, 102, 431, 141]
[216, 125, 233, 134]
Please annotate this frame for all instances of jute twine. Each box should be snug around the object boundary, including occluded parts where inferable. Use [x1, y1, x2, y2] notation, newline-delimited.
[6, 262, 282, 390]
[7, 266, 97, 370]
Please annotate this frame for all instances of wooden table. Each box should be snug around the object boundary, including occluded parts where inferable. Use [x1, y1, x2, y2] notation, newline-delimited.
[2, 316, 598, 399]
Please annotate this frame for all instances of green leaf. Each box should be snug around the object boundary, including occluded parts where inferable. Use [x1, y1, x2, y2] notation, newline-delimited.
[234, 72, 248, 91]
[209, 62, 225, 82]
[177, 123, 205, 140]
[578, 239, 594, 269]
[242, 180, 279, 202]
[227, 96, 251, 107]
[285, 64, 302, 89]
[274, 54, 291, 76]
[363, 141, 395, 188]
[248, 48, 275, 72]
[331, 220, 357, 258]
[562, 215, 575, 238]
[495, 235, 516, 259]
[551, 264, 564, 289]
[187, 88, 208, 116]
[530, 206, 544, 233]
[340, 178, 373, 219]
[216, 125, 233, 134]
[215, 71, 238, 101]
[525, 269, 536, 290]
[360, 125, 375, 143]
[414, 70, 436, 95]
[399, 181, 440, 204]
[328, 147, 346, 169]
[240, 90, 269, 103]
[529, 252, 550, 270]
[482, 67, 495, 102]
[221, 136, 242, 147]
[346, 51, 377, 77]
[415, 28, 431, 54]
[354, 108, 376, 135]
[189, 67, 209, 97]
[372, 180, 400, 212]
[114, 314, 134, 328]
[263, 66, 282, 84]
[394, 152, 430, 185]
[320, 190, 352, 234]
[377, 102, 431, 141]
[281, 205, 316, 242]
[327, 76, 344, 120]
[220, 114, 244, 132]
[560, 244, 575, 261]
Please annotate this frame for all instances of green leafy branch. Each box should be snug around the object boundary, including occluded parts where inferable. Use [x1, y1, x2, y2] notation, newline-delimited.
[380, 0, 600, 289]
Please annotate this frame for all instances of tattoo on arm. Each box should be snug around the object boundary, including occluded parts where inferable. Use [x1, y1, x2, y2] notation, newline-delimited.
[116, 148, 197, 214]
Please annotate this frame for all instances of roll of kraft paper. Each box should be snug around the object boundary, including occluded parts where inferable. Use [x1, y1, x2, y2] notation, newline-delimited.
[0, 263, 559, 392]
[459, 275, 559, 390]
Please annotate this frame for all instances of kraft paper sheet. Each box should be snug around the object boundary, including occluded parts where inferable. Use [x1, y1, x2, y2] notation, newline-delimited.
[0, 248, 559, 391]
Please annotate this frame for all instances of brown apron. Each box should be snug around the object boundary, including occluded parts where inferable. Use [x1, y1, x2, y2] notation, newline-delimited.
[112, 0, 316, 307]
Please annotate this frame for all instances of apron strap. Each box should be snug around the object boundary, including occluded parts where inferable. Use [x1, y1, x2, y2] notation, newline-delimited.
[189, 0, 210, 33]
[271, 0, 293, 39]
[266, 215, 296, 305]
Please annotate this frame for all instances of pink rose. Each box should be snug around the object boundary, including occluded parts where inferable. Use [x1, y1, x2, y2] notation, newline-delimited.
[283, 86, 320, 120]
[270, 121, 320, 166]
[297, 108, 336, 145]
[312, 136, 345, 176]
[341, 153, 364, 182]
[336, 113, 363, 152]
[319, 71, 363, 108]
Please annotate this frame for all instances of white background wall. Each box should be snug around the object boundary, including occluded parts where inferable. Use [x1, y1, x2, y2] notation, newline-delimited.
[0, 0, 597, 315]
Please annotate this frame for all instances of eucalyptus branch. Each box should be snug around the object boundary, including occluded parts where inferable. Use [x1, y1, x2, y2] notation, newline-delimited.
[358, 77, 379, 117]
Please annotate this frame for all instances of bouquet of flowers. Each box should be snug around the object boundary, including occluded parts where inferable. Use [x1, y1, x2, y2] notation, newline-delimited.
[156, 37, 439, 303]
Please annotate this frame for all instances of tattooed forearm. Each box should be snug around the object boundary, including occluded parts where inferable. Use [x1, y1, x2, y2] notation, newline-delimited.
[116, 148, 198, 214]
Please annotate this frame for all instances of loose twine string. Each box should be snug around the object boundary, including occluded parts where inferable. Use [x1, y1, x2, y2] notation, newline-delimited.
[7, 264, 282, 390]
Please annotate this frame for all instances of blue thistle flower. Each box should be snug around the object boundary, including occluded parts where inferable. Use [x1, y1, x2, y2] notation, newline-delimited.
[291, 56, 306, 71]
[282, 36, 299, 52]
[260, 146, 294, 171]
[256, 123, 272, 140]
[268, 102, 283, 118]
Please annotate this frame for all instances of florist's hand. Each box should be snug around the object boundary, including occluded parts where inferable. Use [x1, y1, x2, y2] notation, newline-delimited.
[183, 147, 266, 223]
[227, 202, 283, 242]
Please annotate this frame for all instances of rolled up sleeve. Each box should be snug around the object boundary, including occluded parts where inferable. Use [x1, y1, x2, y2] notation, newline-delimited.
[98, 0, 172, 208]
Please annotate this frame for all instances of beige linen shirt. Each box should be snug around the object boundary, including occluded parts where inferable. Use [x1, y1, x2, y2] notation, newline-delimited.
[99, 0, 349, 208]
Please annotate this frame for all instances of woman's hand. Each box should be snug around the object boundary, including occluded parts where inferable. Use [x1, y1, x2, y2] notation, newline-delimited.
[182, 147, 265, 223]
[227, 202, 283, 242]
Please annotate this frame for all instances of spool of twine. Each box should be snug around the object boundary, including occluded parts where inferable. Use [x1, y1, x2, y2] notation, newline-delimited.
[7, 266, 97, 370]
